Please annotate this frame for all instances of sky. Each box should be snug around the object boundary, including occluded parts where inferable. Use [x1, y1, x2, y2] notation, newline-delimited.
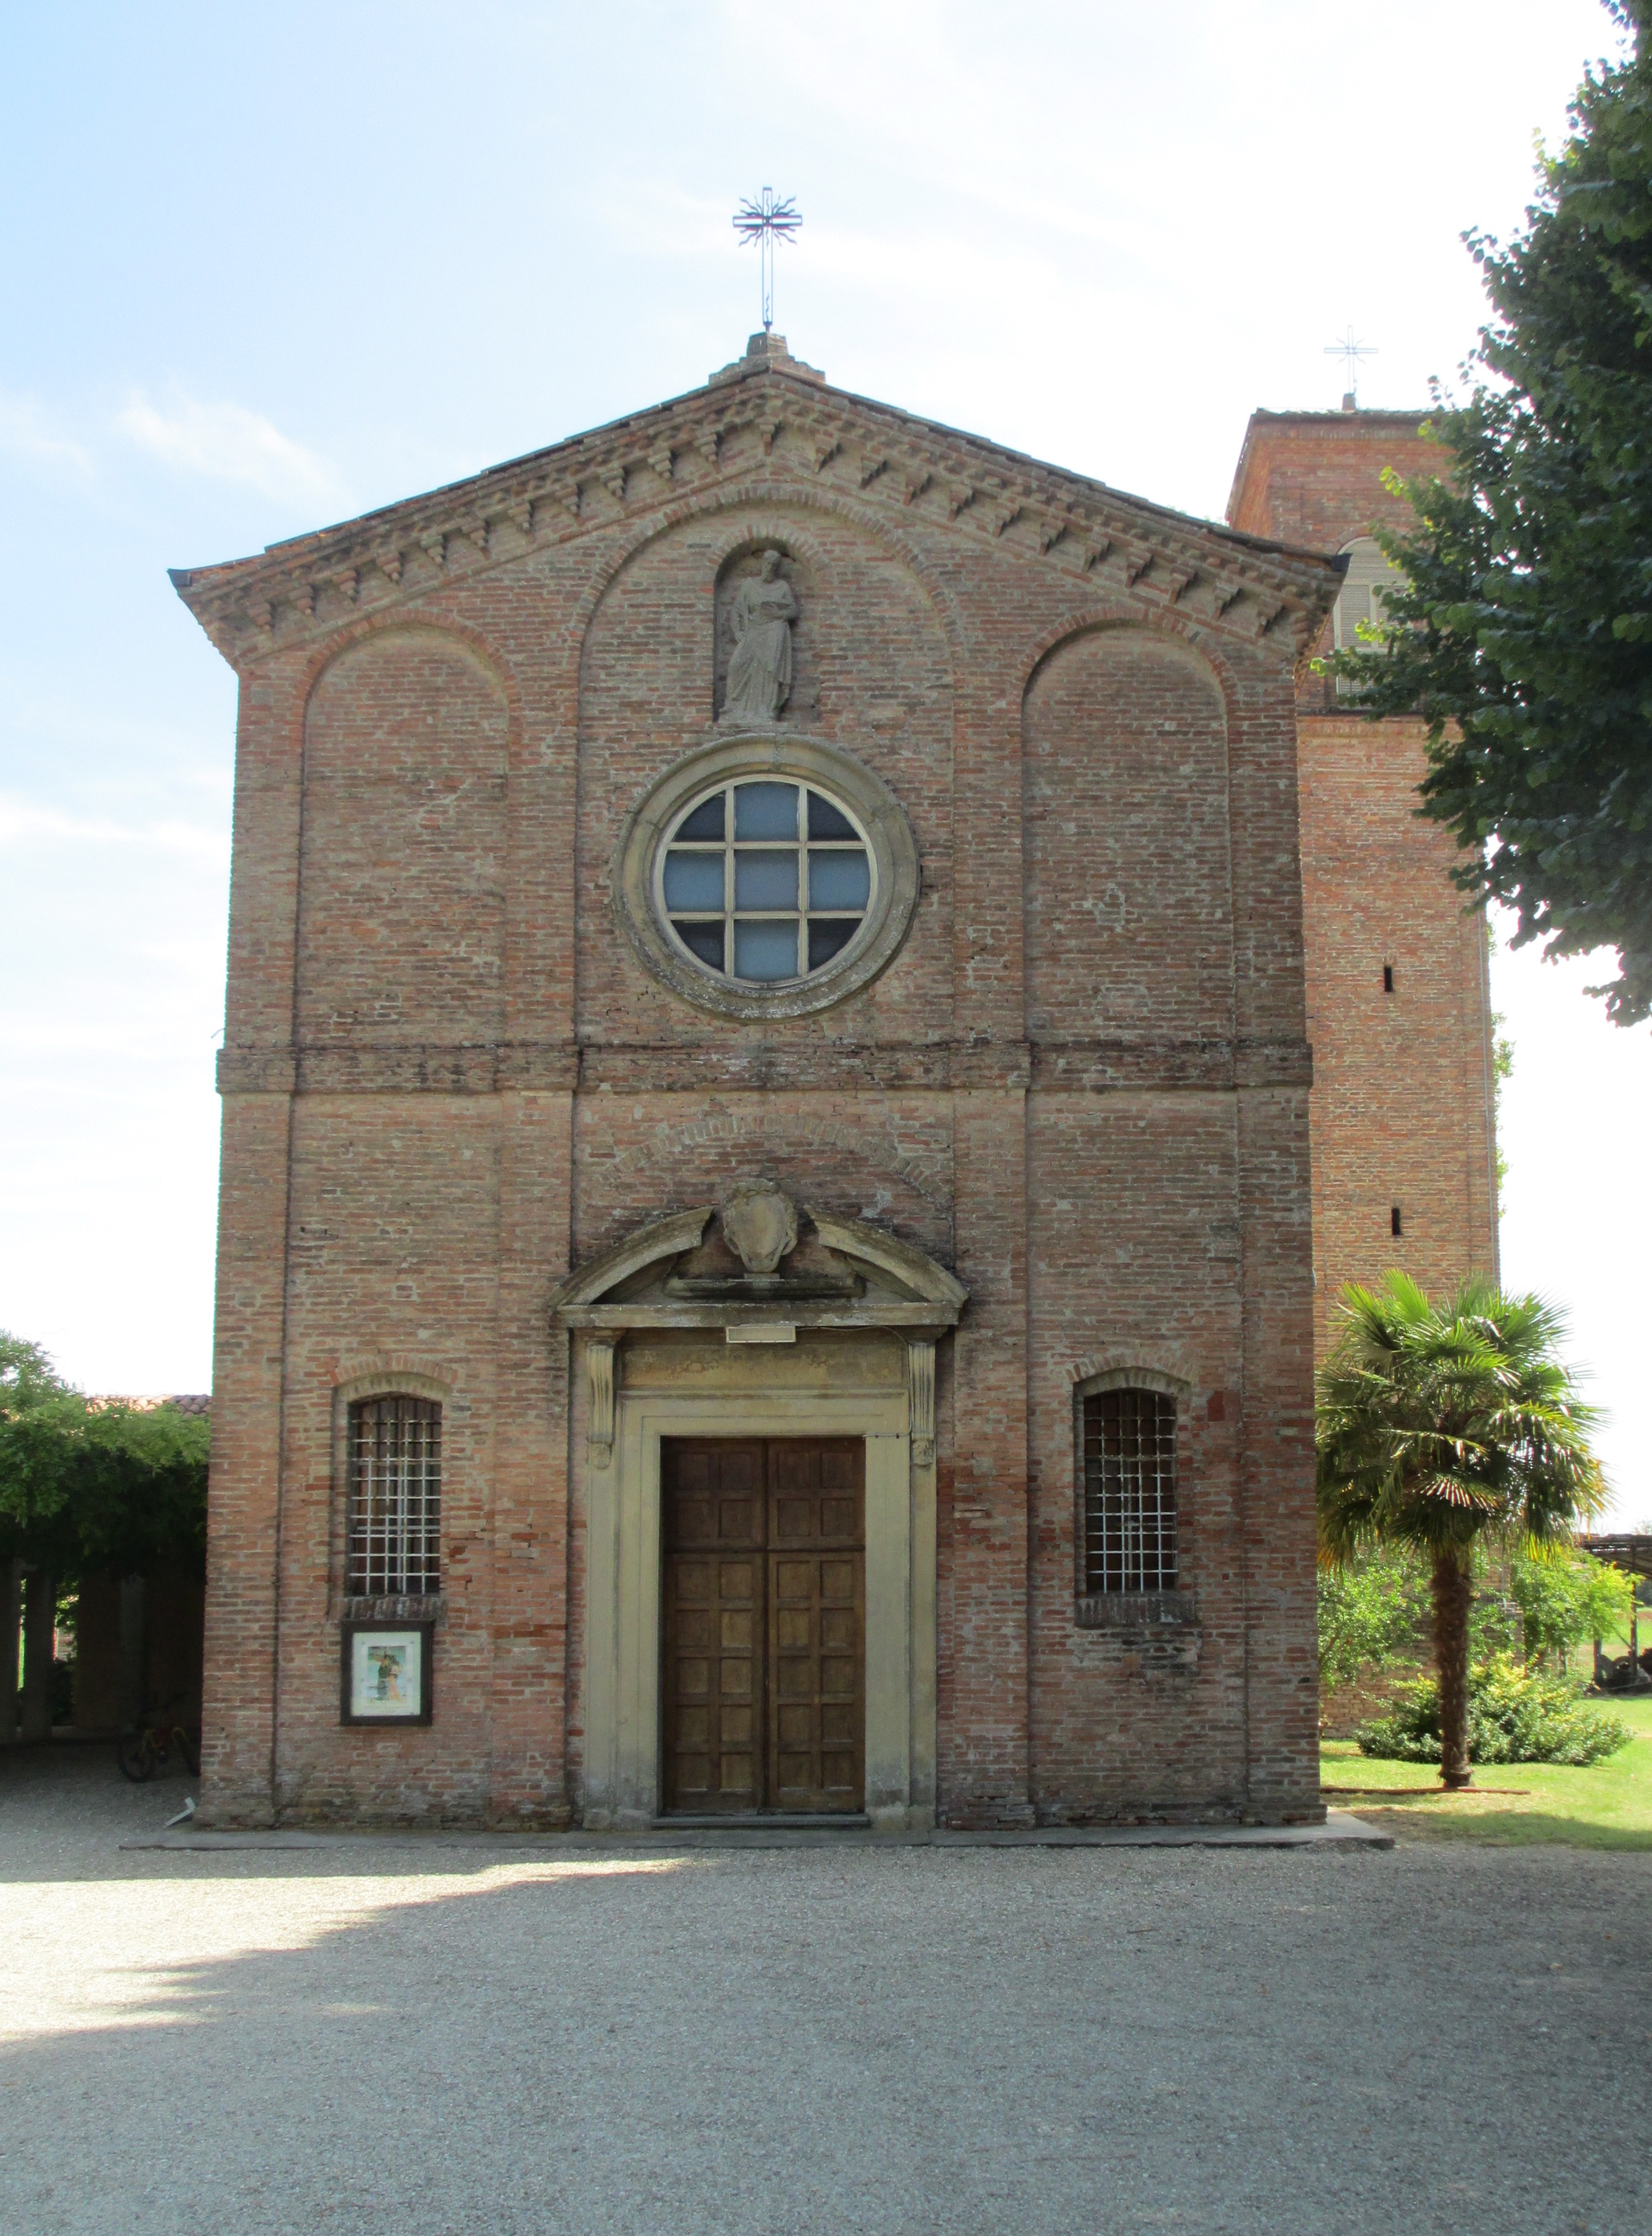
[2, 0, 1646, 1524]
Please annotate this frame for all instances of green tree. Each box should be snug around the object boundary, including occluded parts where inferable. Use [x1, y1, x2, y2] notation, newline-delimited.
[1317, 1546, 1430, 1689]
[73, 1400, 210, 1580]
[1510, 1544, 1635, 1667]
[1315, 1274, 1603, 1786]
[0, 1332, 208, 1584]
[1491, 1004, 1514, 1199]
[1330, 2, 1652, 1025]
[0, 1334, 85, 1576]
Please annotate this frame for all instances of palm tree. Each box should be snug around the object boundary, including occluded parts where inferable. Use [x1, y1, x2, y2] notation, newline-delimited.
[1315, 1273, 1603, 1787]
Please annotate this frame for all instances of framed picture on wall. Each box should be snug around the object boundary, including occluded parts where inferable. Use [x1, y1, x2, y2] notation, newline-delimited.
[341, 1621, 433, 1726]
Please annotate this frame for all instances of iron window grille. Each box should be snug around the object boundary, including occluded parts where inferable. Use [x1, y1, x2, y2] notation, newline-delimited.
[1081, 1387, 1178, 1594]
[347, 1396, 442, 1596]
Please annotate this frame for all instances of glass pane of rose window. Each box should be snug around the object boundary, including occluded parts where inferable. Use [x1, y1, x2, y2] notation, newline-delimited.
[734, 850, 798, 910]
[807, 791, 858, 841]
[675, 793, 725, 841]
[734, 782, 800, 840]
[673, 921, 725, 971]
[733, 919, 800, 981]
[808, 851, 870, 910]
[663, 851, 725, 910]
[808, 919, 859, 968]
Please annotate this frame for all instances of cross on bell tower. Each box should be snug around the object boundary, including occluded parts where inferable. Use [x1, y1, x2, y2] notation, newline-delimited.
[1324, 324, 1378, 407]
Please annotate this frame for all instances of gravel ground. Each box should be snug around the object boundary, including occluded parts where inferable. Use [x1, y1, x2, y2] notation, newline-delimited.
[1, 1746, 1647, 2236]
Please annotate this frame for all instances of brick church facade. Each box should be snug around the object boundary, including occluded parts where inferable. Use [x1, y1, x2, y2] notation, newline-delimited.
[173, 336, 1496, 1830]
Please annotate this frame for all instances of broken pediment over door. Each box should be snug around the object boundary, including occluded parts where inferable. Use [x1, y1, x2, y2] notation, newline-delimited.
[548, 1181, 966, 1470]
[548, 1180, 965, 1342]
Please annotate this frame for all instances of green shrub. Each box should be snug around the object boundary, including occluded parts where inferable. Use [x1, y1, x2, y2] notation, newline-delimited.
[1356, 1653, 1631, 1767]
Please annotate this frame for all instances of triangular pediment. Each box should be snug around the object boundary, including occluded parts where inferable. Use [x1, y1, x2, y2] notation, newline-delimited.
[172, 334, 1344, 671]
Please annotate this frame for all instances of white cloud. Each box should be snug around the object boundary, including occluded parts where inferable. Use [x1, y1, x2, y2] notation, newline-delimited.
[0, 391, 92, 475]
[0, 795, 229, 866]
[116, 390, 339, 507]
[0, 676, 231, 772]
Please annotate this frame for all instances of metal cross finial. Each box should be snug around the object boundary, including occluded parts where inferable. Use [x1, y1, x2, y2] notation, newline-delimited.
[1325, 325, 1378, 404]
[733, 187, 802, 333]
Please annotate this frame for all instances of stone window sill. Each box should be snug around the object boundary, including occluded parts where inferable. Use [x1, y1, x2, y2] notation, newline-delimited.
[338, 1593, 445, 1624]
[1074, 1590, 1197, 1630]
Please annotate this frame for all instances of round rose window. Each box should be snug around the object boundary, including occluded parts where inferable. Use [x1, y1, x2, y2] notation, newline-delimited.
[612, 732, 918, 1021]
[656, 778, 875, 984]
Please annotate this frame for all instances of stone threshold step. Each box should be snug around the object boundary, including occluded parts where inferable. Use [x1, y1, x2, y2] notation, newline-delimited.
[932, 1812, 1391, 1849]
[653, 1812, 871, 1830]
[121, 1809, 1389, 1854]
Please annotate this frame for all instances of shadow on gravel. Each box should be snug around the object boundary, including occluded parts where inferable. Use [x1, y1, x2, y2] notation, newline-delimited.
[5, 1834, 1651, 2236]
[0, 1742, 573, 1883]
[5, 1744, 1650, 2235]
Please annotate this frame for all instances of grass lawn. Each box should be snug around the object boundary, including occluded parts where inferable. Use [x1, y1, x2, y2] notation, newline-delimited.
[1322, 1691, 1652, 1848]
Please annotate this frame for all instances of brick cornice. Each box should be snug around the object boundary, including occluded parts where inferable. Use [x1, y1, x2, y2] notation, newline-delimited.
[171, 364, 1345, 673]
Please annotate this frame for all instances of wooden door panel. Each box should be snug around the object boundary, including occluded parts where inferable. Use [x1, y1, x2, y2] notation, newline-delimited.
[767, 1439, 865, 1813]
[662, 1441, 765, 1813]
[663, 1437, 865, 1815]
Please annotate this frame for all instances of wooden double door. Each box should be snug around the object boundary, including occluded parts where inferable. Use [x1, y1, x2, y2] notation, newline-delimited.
[662, 1438, 865, 1815]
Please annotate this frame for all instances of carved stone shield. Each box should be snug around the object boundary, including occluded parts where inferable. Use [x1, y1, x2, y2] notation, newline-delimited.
[720, 1180, 799, 1275]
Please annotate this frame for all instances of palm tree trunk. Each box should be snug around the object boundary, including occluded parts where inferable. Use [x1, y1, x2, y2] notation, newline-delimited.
[1432, 1550, 1474, 1788]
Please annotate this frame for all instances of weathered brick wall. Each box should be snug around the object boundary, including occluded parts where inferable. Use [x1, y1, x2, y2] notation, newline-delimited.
[1026, 1093, 1250, 1819]
[190, 357, 1333, 1829]
[571, 1094, 953, 1261]
[1024, 630, 1233, 1041]
[1228, 409, 1499, 1351]
[272, 1099, 500, 1823]
[1297, 713, 1498, 1345]
[298, 634, 508, 1047]
[1019, 624, 1318, 1820]
[1227, 408, 1440, 555]
[576, 507, 956, 1051]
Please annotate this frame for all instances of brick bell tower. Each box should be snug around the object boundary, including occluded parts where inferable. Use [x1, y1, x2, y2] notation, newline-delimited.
[1227, 401, 1500, 1349]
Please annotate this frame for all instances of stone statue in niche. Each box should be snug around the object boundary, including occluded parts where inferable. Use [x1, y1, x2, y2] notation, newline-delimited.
[722, 550, 797, 724]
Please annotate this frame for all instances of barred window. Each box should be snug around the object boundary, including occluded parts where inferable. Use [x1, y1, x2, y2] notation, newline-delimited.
[1081, 1387, 1178, 1594]
[347, 1397, 442, 1596]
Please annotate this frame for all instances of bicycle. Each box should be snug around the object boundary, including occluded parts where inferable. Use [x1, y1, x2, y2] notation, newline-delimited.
[115, 1700, 202, 1783]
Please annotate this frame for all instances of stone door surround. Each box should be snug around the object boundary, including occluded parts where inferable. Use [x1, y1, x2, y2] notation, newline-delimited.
[550, 1188, 966, 1830]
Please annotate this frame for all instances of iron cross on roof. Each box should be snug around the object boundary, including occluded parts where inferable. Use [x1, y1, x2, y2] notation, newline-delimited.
[733, 187, 802, 333]
[1325, 325, 1378, 405]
